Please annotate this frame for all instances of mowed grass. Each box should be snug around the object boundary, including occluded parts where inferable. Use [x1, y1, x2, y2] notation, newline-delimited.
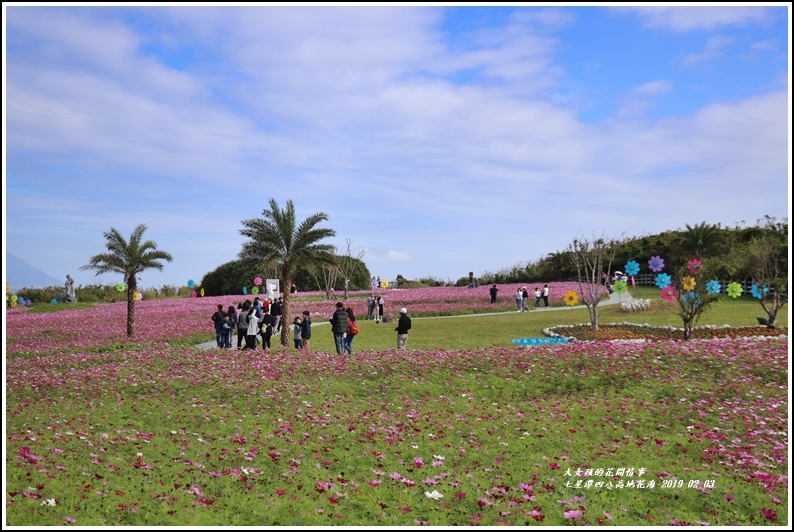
[4, 288, 788, 526]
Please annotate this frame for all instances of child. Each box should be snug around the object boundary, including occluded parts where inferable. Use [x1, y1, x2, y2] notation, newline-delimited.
[220, 312, 233, 349]
[293, 316, 303, 349]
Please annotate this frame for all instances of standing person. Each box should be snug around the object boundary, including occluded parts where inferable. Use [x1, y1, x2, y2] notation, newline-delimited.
[227, 305, 238, 346]
[211, 304, 224, 347]
[260, 311, 275, 350]
[344, 307, 359, 355]
[292, 316, 303, 349]
[489, 284, 499, 304]
[515, 288, 523, 312]
[366, 294, 374, 320]
[219, 312, 233, 349]
[301, 311, 312, 351]
[236, 302, 249, 350]
[330, 302, 348, 355]
[244, 305, 263, 350]
[371, 295, 380, 323]
[542, 284, 550, 307]
[378, 294, 385, 320]
[395, 307, 411, 349]
[534, 287, 542, 309]
[521, 287, 529, 312]
[252, 297, 263, 318]
[270, 297, 283, 333]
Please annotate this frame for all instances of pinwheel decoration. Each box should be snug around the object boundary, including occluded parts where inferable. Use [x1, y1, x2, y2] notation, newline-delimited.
[564, 290, 579, 306]
[11, 294, 18, 303]
[251, 286, 259, 294]
[613, 280, 628, 294]
[648, 256, 665, 272]
[253, 276, 263, 286]
[116, 283, 126, 292]
[134, 291, 142, 301]
[242, 286, 248, 295]
[661, 286, 677, 301]
[682, 291, 700, 308]
[726, 282, 743, 298]
[750, 283, 769, 299]
[51, 298, 58, 304]
[624, 260, 640, 277]
[682, 276, 696, 291]
[191, 290, 197, 298]
[655, 273, 672, 289]
[200, 288, 205, 297]
[187, 279, 195, 289]
[687, 259, 702, 274]
[706, 280, 722, 295]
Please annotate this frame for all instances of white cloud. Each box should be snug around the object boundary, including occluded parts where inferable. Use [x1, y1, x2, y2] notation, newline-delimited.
[620, 6, 774, 31]
[683, 35, 734, 65]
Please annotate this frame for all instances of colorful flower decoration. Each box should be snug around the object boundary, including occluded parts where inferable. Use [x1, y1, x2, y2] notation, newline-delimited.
[661, 286, 677, 301]
[191, 290, 197, 298]
[11, 299, 17, 308]
[51, 298, 58, 304]
[648, 256, 665, 272]
[726, 282, 743, 298]
[11, 294, 18, 303]
[242, 286, 248, 295]
[187, 279, 195, 288]
[252, 286, 259, 294]
[624, 260, 640, 277]
[687, 259, 702, 274]
[613, 280, 628, 294]
[200, 288, 205, 297]
[655, 273, 672, 289]
[750, 283, 769, 299]
[682, 276, 696, 291]
[253, 276, 263, 286]
[116, 283, 126, 292]
[564, 291, 579, 306]
[134, 291, 142, 301]
[706, 280, 721, 295]
[682, 291, 700, 308]
[382, 280, 390, 288]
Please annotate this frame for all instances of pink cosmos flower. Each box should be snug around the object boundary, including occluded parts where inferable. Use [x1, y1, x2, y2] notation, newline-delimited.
[564, 509, 583, 519]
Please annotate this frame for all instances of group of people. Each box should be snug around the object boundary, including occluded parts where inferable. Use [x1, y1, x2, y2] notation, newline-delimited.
[210, 295, 313, 351]
[365, 293, 385, 322]
[513, 285, 550, 311]
[329, 301, 411, 355]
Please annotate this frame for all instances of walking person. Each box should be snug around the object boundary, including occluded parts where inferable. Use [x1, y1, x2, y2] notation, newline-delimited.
[344, 307, 359, 355]
[534, 287, 542, 309]
[211, 304, 224, 347]
[515, 288, 523, 312]
[330, 302, 348, 355]
[243, 305, 263, 350]
[521, 287, 529, 312]
[489, 284, 499, 304]
[236, 302, 249, 350]
[395, 307, 412, 349]
[227, 305, 238, 345]
[542, 284, 550, 307]
[301, 311, 312, 351]
[292, 316, 303, 349]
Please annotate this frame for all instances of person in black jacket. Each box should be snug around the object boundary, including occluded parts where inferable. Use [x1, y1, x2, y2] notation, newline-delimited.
[329, 302, 348, 355]
[301, 311, 312, 351]
[396, 307, 412, 349]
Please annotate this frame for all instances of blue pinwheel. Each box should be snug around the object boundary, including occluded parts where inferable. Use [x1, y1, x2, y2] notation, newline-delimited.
[705, 280, 721, 295]
[624, 260, 640, 277]
[682, 291, 700, 308]
[187, 279, 195, 289]
[750, 283, 769, 299]
[655, 273, 672, 289]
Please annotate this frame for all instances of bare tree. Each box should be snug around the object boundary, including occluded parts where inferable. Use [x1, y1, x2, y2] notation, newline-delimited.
[659, 262, 720, 340]
[745, 234, 787, 328]
[338, 239, 367, 299]
[567, 234, 623, 330]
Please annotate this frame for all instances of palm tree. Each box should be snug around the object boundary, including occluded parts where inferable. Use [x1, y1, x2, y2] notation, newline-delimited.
[80, 224, 173, 337]
[680, 221, 723, 260]
[239, 198, 337, 346]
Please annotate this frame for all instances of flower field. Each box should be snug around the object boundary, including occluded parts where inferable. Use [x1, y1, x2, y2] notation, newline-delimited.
[4, 286, 789, 526]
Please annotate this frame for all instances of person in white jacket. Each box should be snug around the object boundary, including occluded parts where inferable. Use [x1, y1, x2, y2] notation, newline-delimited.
[243, 307, 263, 350]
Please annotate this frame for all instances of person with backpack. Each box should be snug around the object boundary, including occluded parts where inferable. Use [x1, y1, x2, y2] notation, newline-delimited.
[344, 307, 359, 355]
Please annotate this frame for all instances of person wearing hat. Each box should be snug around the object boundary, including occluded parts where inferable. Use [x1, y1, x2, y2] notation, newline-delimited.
[396, 307, 412, 350]
[330, 302, 349, 355]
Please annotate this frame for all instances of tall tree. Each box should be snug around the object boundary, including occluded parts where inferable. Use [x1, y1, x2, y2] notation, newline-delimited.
[567, 234, 623, 330]
[239, 198, 337, 346]
[679, 221, 723, 260]
[744, 233, 787, 329]
[80, 224, 173, 337]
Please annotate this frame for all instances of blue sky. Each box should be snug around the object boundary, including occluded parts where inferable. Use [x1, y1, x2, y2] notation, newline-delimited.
[3, 4, 790, 290]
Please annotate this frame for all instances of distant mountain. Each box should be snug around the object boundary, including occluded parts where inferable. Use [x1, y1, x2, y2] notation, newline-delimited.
[5, 252, 62, 289]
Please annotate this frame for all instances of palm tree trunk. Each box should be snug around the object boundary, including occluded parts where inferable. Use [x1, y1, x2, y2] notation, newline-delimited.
[126, 285, 136, 337]
[280, 275, 292, 347]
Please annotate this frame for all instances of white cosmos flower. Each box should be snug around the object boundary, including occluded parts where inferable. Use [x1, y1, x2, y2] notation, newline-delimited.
[425, 490, 443, 500]
[41, 498, 56, 506]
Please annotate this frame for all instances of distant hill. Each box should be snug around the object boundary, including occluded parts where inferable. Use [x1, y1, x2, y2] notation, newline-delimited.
[5, 252, 62, 289]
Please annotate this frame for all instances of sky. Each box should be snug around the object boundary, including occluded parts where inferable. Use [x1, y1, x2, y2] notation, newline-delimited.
[3, 3, 791, 290]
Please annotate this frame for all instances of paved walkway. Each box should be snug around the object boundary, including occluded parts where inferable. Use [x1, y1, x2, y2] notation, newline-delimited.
[195, 290, 632, 350]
